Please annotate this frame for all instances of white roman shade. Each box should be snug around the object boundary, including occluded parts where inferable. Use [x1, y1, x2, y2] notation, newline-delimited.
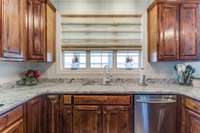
[61, 15, 143, 50]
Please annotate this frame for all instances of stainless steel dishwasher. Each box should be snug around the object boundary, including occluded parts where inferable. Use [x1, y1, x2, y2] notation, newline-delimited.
[134, 95, 177, 133]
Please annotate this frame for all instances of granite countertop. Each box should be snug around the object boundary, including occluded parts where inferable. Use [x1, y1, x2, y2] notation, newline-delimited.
[0, 79, 199, 115]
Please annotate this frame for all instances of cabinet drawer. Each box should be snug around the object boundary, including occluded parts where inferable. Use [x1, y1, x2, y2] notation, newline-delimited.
[2, 119, 24, 133]
[74, 95, 131, 105]
[0, 105, 23, 131]
[63, 95, 72, 104]
[0, 114, 7, 131]
[184, 98, 200, 114]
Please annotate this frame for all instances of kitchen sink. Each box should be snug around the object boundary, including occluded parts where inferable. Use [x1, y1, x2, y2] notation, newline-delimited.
[0, 104, 4, 107]
[82, 81, 120, 86]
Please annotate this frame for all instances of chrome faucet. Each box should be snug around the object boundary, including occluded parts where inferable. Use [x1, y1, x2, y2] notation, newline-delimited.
[102, 65, 112, 85]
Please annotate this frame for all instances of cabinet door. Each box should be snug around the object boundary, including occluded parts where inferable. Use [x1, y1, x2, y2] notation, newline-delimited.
[45, 95, 60, 133]
[73, 106, 102, 133]
[2, 119, 24, 133]
[27, 97, 42, 133]
[184, 109, 200, 133]
[1, 0, 27, 60]
[28, 0, 46, 61]
[180, 4, 200, 60]
[159, 4, 180, 61]
[103, 106, 132, 133]
[62, 106, 73, 133]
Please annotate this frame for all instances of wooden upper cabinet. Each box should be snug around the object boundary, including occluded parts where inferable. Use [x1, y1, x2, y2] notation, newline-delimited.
[28, 0, 46, 61]
[103, 106, 132, 133]
[159, 4, 180, 61]
[148, 1, 200, 62]
[46, 1, 56, 62]
[180, 4, 200, 60]
[73, 106, 102, 133]
[0, 0, 56, 62]
[1, 0, 27, 60]
[27, 97, 42, 133]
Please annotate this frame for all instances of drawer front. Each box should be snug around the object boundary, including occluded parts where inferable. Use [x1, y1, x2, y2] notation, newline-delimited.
[0, 106, 23, 132]
[0, 114, 7, 131]
[2, 119, 24, 133]
[74, 95, 131, 105]
[63, 95, 72, 104]
[185, 98, 200, 114]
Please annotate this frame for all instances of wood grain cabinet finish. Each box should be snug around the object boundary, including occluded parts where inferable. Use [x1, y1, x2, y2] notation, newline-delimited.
[0, 0, 56, 62]
[62, 106, 73, 133]
[182, 97, 200, 133]
[103, 106, 132, 133]
[72, 95, 132, 133]
[159, 4, 180, 61]
[184, 109, 200, 133]
[73, 95, 131, 105]
[28, 0, 46, 61]
[148, 1, 200, 62]
[180, 4, 200, 60]
[0, 106, 24, 133]
[46, 1, 56, 62]
[1, 95, 132, 133]
[73, 106, 102, 133]
[1, 0, 27, 60]
[2, 119, 24, 133]
[27, 97, 42, 133]
[45, 95, 60, 133]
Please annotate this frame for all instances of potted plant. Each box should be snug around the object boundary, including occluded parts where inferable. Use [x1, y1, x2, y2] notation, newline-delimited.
[17, 70, 41, 86]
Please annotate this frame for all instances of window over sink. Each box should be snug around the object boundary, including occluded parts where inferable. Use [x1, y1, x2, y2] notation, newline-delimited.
[63, 50, 142, 70]
[60, 14, 144, 72]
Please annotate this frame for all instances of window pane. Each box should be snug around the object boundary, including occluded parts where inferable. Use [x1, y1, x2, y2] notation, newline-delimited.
[90, 51, 113, 68]
[63, 51, 86, 69]
[117, 51, 141, 69]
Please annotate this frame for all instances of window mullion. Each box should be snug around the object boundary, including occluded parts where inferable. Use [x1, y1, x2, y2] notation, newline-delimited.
[86, 50, 90, 70]
[113, 50, 117, 70]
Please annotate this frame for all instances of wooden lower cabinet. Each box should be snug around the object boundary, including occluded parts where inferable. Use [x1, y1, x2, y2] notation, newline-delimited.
[27, 97, 42, 133]
[182, 97, 200, 133]
[2, 119, 24, 133]
[73, 106, 102, 133]
[0, 95, 132, 133]
[0, 106, 24, 133]
[184, 109, 200, 133]
[62, 106, 73, 133]
[61, 95, 132, 133]
[103, 106, 132, 133]
[45, 95, 60, 133]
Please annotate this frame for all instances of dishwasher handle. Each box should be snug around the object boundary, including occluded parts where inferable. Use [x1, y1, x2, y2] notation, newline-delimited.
[136, 99, 176, 104]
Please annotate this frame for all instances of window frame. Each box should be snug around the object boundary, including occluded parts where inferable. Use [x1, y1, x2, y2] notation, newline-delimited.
[62, 49, 142, 71]
[62, 51, 87, 70]
[90, 50, 114, 69]
[116, 50, 142, 70]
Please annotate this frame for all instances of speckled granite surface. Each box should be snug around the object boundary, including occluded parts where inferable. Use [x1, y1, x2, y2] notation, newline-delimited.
[0, 79, 199, 115]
